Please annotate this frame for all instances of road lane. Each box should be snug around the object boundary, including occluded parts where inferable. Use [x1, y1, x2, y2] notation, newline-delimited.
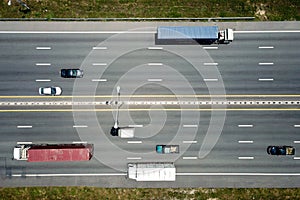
[0, 22, 300, 187]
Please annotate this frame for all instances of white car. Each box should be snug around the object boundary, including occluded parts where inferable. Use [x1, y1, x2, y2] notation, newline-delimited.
[39, 86, 62, 96]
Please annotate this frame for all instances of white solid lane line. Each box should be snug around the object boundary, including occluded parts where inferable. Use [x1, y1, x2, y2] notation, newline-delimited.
[92, 79, 107, 82]
[36, 47, 51, 50]
[92, 63, 107, 66]
[17, 125, 32, 129]
[176, 172, 300, 176]
[147, 78, 162, 82]
[0, 31, 156, 34]
[148, 47, 163, 50]
[36, 63, 51, 66]
[11, 173, 127, 177]
[11, 172, 300, 177]
[127, 157, 142, 160]
[203, 63, 218, 66]
[35, 79, 51, 82]
[148, 63, 163, 66]
[183, 141, 197, 144]
[183, 124, 198, 128]
[259, 62, 274, 65]
[92, 47, 107, 50]
[127, 141, 142, 144]
[235, 30, 300, 33]
[1, 30, 299, 34]
[183, 157, 198, 160]
[238, 157, 254, 160]
[238, 141, 253, 144]
[203, 78, 218, 82]
[203, 46, 218, 50]
[238, 124, 254, 128]
[73, 125, 88, 128]
[258, 46, 274, 49]
[294, 125, 300, 128]
[259, 78, 274, 81]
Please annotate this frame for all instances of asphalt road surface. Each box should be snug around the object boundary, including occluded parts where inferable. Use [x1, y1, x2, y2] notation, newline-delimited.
[0, 21, 300, 187]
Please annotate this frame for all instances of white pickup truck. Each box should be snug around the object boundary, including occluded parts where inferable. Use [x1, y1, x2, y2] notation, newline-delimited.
[110, 127, 135, 138]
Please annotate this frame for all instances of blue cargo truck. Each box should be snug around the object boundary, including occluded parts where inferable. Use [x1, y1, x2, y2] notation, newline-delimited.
[157, 26, 234, 45]
[156, 145, 179, 154]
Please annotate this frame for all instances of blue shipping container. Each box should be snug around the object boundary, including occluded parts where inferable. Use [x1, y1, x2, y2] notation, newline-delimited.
[157, 26, 219, 40]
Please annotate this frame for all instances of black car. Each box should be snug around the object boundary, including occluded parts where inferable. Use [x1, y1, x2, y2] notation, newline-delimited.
[267, 145, 295, 155]
[61, 69, 83, 78]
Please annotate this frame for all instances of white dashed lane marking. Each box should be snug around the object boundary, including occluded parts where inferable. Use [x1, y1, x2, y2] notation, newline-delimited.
[238, 157, 254, 160]
[238, 125, 253, 128]
[17, 125, 32, 129]
[238, 141, 253, 144]
[36, 47, 51, 50]
[92, 47, 107, 50]
[36, 63, 51, 66]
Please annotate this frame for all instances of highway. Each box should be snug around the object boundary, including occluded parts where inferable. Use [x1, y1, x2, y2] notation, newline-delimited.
[0, 21, 300, 187]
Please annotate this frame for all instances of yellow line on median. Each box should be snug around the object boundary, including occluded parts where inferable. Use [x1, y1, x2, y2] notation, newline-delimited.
[1, 108, 300, 112]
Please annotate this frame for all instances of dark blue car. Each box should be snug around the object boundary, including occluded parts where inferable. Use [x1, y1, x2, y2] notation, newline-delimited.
[61, 69, 83, 78]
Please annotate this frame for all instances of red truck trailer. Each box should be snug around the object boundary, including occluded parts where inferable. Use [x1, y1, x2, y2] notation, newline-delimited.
[13, 143, 94, 162]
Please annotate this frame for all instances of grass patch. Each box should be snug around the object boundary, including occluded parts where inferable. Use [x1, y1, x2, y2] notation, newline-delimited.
[0, 187, 300, 200]
[0, 0, 299, 20]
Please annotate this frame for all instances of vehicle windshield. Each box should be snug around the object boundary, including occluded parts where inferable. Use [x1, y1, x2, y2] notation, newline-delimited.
[71, 70, 77, 76]
[51, 88, 56, 94]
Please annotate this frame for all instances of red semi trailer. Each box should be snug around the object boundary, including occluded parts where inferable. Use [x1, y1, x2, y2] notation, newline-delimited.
[13, 143, 94, 162]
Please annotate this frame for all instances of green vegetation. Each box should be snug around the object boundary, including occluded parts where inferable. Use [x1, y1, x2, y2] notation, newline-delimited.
[0, 0, 299, 20]
[0, 187, 299, 199]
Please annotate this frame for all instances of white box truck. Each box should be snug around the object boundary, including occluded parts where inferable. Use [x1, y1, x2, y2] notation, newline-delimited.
[128, 162, 176, 181]
[111, 127, 135, 138]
